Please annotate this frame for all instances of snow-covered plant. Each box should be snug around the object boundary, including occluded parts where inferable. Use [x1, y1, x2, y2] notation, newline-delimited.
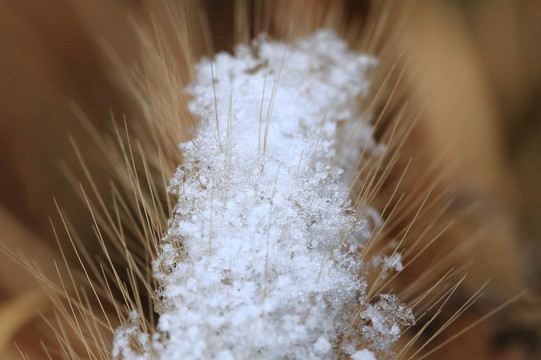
[112, 30, 414, 360]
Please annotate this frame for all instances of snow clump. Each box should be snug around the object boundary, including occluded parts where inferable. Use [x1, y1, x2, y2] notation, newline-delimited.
[112, 29, 413, 360]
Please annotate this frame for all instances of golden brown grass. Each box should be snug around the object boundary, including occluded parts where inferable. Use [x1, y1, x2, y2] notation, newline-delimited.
[0, 1, 539, 359]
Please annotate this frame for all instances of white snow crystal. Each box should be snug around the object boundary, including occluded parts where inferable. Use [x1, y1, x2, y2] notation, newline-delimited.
[113, 29, 413, 360]
[352, 349, 377, 360]
[371, 253, 404, 279]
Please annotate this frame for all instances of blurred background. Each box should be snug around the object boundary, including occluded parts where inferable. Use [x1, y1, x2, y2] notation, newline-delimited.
[0, 0, 539, 358]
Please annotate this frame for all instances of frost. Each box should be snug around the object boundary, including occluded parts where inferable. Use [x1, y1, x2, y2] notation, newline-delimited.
[352, 349, 377, 360]
[359, 295, 415, 355]
[112, 312, 152, 360]
[113, 30, 413, 359]
[371, 253, 404, 278]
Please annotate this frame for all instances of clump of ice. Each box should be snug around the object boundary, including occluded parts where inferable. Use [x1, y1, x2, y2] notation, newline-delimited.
[352, 349, 377, 360]
[371, 253, 404, 278]
[359, 295, 415, 356]
[113, 30, 412, 360]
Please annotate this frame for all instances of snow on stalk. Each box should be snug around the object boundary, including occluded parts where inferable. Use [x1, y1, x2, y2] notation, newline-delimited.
[113, 30, 414, 360]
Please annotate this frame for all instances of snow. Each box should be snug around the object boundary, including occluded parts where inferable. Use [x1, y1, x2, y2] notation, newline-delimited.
[352, 349, 377, 360]
[112, 30, 412, 360]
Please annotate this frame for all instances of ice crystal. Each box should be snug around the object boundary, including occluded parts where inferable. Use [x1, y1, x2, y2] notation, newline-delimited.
[359, 295, 415, 355]
[113, 30, 412, 360]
